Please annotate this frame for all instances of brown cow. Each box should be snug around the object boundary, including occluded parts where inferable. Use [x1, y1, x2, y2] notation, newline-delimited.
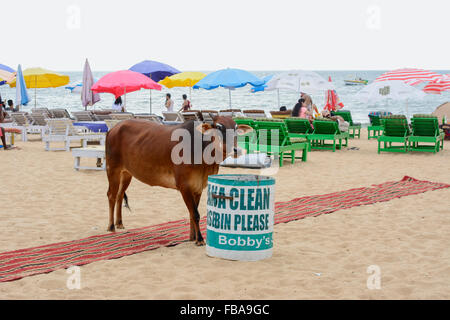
[105, 116, 252, 245]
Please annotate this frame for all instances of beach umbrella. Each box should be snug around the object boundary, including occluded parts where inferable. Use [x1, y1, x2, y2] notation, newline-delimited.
[15, 64, 30, 107]
[65, 82, 83, 93]
[193, 68, 264, 108]
[375, 68, 441, 86]
[9, 68, 70, 108]
[0, 70, 16, 84]
[250, 75, 284, 108]
[432, 102, 450, 124]
[91, 70, 162, 109]
[423, 75, 450, 94]
[264, 70, 334, 94]
[355, 80, 426, 118]
[130, 60, 181, 113]
[0, 64, 15, 86]
[159, 71, 206, 100]
[324, 76, 344, 111]
[81, 59, 101, 110]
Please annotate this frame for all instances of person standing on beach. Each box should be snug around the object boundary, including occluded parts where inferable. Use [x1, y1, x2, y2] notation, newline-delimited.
[0, 105, 10, 150]
[112, 96, 125, 112]
[179, 94, 191, 112]
[165, 93, 174, 112]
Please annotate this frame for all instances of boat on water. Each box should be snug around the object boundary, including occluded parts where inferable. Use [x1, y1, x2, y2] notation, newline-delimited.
[344, 76, 368, 86]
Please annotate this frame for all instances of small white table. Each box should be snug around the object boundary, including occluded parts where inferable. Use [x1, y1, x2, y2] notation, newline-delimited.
[72, 146, 106, 171]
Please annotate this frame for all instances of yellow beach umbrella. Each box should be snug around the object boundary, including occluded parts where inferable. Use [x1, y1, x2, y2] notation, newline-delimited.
[159, 71, 206, 99]
[9, 68, 70, 107]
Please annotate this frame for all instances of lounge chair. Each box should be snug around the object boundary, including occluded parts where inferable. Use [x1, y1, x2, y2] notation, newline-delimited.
[180, 111, 201, 122]
[110, 113, 134, 121]
[219, 109, 243, 117]
[368, 114, 383, 140]
[243, 109, 267, 119]
[309, 119, 349, 152]
[408, 115, 444, 153]
[43, 118, 105, 151]
[201, 110, 219, 124]
[104, 120, 122, 131]
[135, 114, 163, 124]
[377, 115, 410, 154]
[72, 145, 106, 171]
[10, 112, 47, 141]
[284, 118, 314, 151]
[72, 111, 96, 122]
[254, 119, 309, 167]
[270, 110, 292, 119]
[31, 108, 52, 118]
[234, 118, 259, 154]
[162, 112, 183, 122]
[333, 110, 361, 139]
[49, 108, 71, 119]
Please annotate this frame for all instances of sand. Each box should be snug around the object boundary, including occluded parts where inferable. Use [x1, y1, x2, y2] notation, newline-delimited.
[0, 129, 449, 299]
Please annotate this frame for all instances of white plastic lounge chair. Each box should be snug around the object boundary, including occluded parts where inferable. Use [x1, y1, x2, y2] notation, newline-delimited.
[72, 111, 96, 122]
[43, 118, 105, 151]
[10, 112, 47, 141]
[134, 114, 163, 123]
[162, 112, 183, 122]
[72, 145, 106, 171]
[110, 113, 134, 120]
[243, 110, 267, 119]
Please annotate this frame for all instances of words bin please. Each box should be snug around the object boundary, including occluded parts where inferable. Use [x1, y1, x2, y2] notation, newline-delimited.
[206, 174, 275, 261]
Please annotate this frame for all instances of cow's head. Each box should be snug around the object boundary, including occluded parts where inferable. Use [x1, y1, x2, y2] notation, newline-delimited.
[196, 116, 253, 161]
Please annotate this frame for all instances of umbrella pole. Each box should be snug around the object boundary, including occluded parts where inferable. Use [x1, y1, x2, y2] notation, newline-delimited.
[405, 99, 409, 120]
[124, 87, 127, 112]
[229, 89, 232, 108]
[149, 90, 152, 114]
[35, 76, 37, 109]
[277, 89, 280, 108]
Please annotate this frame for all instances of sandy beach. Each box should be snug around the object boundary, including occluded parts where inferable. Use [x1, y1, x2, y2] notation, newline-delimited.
[0, 129, 449, 300]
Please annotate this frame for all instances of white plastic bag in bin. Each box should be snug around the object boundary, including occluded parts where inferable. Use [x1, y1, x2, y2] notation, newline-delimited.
[220, 153, 272, 169]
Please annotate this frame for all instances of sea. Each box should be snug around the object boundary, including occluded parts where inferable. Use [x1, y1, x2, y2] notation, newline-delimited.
[1, 70, 449, 125]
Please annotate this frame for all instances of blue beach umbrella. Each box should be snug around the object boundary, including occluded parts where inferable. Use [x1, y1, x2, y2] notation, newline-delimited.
[15, 64, 30, 107]
[251, 75, 273, 92]
[129, 60, 181, 113]
[193, 68, 264, 107]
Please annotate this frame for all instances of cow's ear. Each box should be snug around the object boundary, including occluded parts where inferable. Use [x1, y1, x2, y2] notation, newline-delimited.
[195, 122, 213, 134]
[236, 124, 253, 135]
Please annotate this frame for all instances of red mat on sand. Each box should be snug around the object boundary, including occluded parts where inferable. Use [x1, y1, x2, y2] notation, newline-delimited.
[0, 176, 448, 283]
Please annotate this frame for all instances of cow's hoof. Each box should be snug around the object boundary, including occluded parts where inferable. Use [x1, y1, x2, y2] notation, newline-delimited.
[115, 222, 125, 229]
[107, 225, 115, 232]
[195, 240, 205, 246]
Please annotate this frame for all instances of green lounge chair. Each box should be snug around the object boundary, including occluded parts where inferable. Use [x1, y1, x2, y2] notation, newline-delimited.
[377, 115, 410, 153]
[333, 110, 361, 139]
[408, 115, 444, 153]
[309, 119, 349, 152]
[234, 117, 259, 154]
[284, 118, 313, 151]
[368, 114, 384, 140]
[254, 119, 309, 167]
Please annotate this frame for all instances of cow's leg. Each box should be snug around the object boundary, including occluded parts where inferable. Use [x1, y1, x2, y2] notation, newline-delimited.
[180, 188, 204, 246]
[115, 172, 132, 229]
[106, 168, 121, 232]
[189, 193, 202, 241]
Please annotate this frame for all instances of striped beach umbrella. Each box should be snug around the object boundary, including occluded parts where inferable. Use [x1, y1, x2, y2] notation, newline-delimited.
[375, 68, 442, 86]
[423, 75, 450, 94]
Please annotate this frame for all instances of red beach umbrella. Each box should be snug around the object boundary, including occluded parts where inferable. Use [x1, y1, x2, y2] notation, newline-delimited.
[91, 70, 162, 110]
[423, 75, 450, 94]
[375, 68, 441, 86]
[324, 76, 344, 111]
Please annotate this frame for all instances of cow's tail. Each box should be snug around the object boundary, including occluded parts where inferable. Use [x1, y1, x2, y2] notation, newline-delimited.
[123, 192, 131, 212]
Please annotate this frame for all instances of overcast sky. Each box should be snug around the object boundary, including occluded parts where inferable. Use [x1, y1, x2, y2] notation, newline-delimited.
[1, 0, 449, 71]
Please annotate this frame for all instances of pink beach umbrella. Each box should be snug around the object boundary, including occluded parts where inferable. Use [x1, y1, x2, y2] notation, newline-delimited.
[375, 68, 441, 86]
[91, 70, 162, 109]
[324, 76, 344, 111]
[423, 75, 450, 94]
